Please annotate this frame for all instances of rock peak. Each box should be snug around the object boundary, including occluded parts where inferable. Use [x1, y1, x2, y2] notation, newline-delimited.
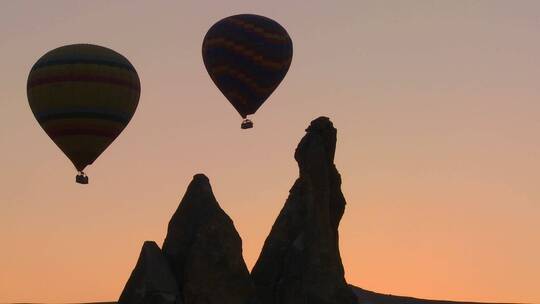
[141, 240, 159, 252]
[191, 173, 209, 183]
[295, 116, 337, 165]
[182, 174, 213, 198]
[306, 116, 333, 132]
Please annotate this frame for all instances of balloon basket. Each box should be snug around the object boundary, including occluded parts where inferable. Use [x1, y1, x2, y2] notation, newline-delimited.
[76, 172, 89, 184]
[241, 119, 253, 129]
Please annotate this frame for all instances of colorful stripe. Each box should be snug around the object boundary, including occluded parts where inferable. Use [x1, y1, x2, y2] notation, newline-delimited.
[31, 59, 137, 72]
[227, 17, 291, 42]
[203, 37, 292, 70]
[36, 111, 132, 124]
[28, 74, 140, 91]
[210, 65, 278, 94]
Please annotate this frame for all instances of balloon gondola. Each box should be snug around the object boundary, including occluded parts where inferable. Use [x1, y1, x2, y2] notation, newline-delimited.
[27, 44, 141, 184]
[241, 119, 253, 129]
[202, 14, 293, 129]
[76, 172, 89, 184]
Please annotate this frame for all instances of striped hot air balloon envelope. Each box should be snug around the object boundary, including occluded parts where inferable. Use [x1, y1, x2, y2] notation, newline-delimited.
[202, 14, 293, 129]
[27, 44, 141, 184]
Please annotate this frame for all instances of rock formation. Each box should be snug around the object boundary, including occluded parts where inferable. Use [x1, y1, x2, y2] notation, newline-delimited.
[161, 174, 258, 304]
[119, 175, 258, 304]
[118, 241, 180, 304]
[251, 116, 357, 304]
[119, 117, 357, 304]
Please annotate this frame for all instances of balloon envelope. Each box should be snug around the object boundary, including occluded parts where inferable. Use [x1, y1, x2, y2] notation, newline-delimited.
[27, 44, 140, 172]
[202, 14, 293, 118]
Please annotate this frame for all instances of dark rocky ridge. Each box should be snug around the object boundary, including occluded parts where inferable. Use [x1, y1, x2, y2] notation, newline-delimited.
[352, 286, 518, 304]
[87, 287, 518, 304]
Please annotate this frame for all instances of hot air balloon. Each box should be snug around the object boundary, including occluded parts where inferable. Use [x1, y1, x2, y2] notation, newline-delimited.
[202, 14, 293, 129]
[27, 44, 140, 184]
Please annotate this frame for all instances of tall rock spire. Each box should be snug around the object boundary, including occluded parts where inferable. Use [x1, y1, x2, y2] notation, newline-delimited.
[251, 117, 357, 304]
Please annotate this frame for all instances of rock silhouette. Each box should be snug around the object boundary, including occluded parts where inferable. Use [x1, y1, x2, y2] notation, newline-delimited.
[118, 241, 180, 304]
[251, 116, 357, 304]
[119, 117, 490, 304]
[161, 174, 258, 304]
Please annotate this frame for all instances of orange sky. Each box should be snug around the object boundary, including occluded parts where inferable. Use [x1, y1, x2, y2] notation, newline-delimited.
[1, 1, 539, 303]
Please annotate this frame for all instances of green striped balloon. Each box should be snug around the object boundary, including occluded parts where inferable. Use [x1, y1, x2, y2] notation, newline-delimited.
[27, 44, 140, 174]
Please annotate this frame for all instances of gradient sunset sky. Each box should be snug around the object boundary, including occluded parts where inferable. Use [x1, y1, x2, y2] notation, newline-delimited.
[1, 1, 539, 303]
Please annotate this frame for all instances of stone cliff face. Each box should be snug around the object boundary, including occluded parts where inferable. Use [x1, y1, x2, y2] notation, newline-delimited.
[251, 117, 357, 304]
[119, 117, 356, 304]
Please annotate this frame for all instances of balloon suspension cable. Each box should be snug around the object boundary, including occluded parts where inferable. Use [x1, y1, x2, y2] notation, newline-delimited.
[76, 171, 89, 185]
[241, 118, 254, 129]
